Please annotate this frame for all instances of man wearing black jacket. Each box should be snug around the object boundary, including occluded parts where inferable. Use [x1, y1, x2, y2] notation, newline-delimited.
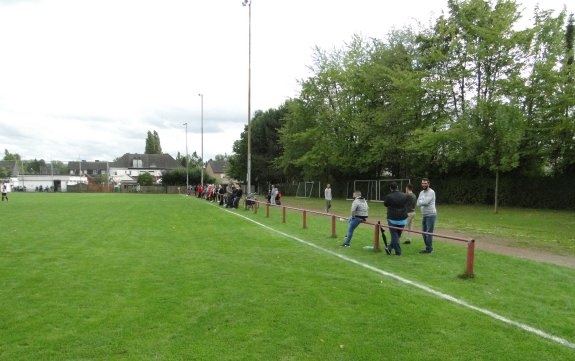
[383, 182, 408, 256]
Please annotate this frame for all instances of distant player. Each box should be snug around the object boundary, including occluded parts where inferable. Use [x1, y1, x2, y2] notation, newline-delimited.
[324, 184, 332, 213]
[1, 182, 9, 202]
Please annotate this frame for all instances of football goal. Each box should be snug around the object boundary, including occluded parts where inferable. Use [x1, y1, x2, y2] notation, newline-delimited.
[346, 179, 411, 202]
[295, 181, 321, 198]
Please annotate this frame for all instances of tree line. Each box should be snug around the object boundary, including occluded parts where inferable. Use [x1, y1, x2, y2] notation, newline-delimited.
[228, 0, 575, 210]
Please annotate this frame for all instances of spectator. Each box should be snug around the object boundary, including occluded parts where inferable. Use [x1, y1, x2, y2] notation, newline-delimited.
[417, 178, 437, 254]
[383, 182, 408, 256]
[403, 184, 417, 244]
[340, 191, 368, 248]
[270, 185, 279, 205]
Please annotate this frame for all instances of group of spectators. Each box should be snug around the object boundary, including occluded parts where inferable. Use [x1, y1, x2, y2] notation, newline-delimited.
[187, 182, 243, 208]
[338, 178, 437, 256]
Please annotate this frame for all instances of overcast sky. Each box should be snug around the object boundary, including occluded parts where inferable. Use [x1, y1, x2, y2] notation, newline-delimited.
[0, 0, 571, 162]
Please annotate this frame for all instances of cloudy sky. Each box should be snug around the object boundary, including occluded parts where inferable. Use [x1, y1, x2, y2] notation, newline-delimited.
[0, 0, 571, 162]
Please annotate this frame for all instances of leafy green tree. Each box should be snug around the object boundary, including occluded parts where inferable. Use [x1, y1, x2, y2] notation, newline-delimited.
[93, 174, 108, 185]
[228, 105, 288, 184]
[162, 167, 215, 186]
[137, 172, 154, 186]
[3, 149, 21, 161]
[278, 33, 423, 181]
[145, 130, 162, 154]
[214, 154, 229, 161]
[0, 167, 10, 178]
[414, 0, 529, 211]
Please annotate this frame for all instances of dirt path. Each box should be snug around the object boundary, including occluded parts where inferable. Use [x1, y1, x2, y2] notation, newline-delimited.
[436, 228, 575, 269]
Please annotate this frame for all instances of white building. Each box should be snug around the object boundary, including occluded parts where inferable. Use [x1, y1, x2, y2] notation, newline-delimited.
[15, 175, 88, 192]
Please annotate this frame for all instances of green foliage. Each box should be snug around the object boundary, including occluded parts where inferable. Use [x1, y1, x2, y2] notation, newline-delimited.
[228, 0, 575, 210]
[0, 167, 10, 178]
[144, 130, 162, 154]
[137, 172, 154, 186]
[228, 105, 288, 183]
[162, 167, 214, 186]
[92, 174, 108, 186]
[3, 149, 21, 161]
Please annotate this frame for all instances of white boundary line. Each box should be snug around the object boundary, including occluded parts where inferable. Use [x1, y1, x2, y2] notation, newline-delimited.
[220, 206, 575, 351]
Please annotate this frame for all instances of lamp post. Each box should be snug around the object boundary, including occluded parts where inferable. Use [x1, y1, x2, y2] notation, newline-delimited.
[242, 0, 252, 193]
[198, 93, 204, 187]
[183, 122, 189, 193]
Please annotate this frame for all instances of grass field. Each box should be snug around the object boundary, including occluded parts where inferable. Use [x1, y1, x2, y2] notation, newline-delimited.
[1, 193, 574, 360]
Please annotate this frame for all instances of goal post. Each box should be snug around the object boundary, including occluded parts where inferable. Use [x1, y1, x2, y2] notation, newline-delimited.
[347, 179, 411, 202]
[295, 181, 321, 198]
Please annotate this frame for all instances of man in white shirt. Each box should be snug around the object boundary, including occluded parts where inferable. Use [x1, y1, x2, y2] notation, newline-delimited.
[416, 178, 437, 254]
[324, 184, 332, 213]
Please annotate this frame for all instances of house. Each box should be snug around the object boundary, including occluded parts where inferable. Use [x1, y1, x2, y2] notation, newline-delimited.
[205, 159, 230, 183]
[108, 153, 180, 187]
[68, 160, 109, 176]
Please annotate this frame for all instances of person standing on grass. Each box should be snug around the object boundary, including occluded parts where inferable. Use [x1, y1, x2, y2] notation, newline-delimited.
[417, 178, 436, 254]
[403, 184, 416, 244]
[1, 182, 9, 201]
[340, 190, 368, 248]
[324, 183, 332, 213]
[383, 182, 408, 256]
[270, 185, 279, 205]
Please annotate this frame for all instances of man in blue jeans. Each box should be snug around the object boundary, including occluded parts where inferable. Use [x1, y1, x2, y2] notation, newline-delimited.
[383, 182, 408, 256]
[417, 178, 437, 254]
[340, 190, 368, 247]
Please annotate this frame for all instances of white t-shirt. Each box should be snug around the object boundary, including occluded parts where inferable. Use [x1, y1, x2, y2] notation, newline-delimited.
[324, 188, 332, 201]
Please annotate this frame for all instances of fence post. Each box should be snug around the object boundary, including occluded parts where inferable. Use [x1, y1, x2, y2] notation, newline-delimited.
[282, 206, 286, 223]
[303, 210, 307, 229]
[331, 215, 337, 238]
[466, 239, 475, 277]
[374, 223, 380, 252]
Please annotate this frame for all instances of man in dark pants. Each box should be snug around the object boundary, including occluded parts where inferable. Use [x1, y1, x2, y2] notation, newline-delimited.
[417, 178, 437, 254]
[383, 182, 408, 256]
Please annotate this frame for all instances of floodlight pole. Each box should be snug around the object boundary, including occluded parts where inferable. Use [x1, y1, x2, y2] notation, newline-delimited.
[183, 122, 189, 192]
[242, 0, 252, 193]
[198, 93, 204, 187]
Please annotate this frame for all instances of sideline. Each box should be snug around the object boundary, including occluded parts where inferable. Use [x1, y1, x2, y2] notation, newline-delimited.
[218, 205, 575, 351]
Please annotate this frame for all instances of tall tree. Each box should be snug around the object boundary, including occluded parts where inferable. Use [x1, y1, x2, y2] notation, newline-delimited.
[415, 0, 529, 211]
[145, 130, 162, 154]
[228, 104, 288, 184]
[3, 149, 21, 161]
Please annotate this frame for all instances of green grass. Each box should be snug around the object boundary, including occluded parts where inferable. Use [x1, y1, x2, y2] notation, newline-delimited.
[1, 193, 574, 360]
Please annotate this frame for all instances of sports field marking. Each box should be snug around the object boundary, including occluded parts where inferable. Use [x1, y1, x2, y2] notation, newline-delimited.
[220, 206, 575, 351]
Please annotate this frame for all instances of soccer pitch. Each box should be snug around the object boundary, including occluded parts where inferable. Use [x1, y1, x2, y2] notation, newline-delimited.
[1, 193, 574, 360]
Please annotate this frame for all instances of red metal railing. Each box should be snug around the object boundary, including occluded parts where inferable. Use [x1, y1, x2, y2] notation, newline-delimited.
[245, 199, 475, 277]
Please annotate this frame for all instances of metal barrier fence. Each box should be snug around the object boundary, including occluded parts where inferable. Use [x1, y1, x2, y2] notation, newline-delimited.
[245, 198, 475, 277]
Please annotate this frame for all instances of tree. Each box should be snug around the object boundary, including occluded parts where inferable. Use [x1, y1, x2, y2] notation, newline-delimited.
[145, 130, 162, 154]
[228, 105, 288, 184]
[214, 154, 229, 161]
[137, 172, 153, 186]
[3, 149, 20, 161]
[162, 167, 215, 186]
[414, 0, 529, 211]
[93, 174, 108, 185]
[277, 33, 423, 182]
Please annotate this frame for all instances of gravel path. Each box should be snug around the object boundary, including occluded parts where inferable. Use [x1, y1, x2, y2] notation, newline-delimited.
[435, 229, 575, 269]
